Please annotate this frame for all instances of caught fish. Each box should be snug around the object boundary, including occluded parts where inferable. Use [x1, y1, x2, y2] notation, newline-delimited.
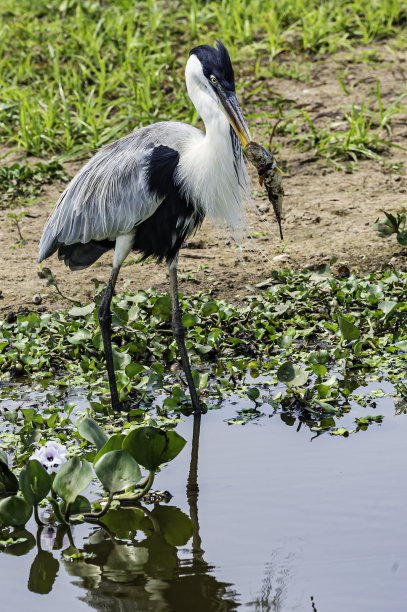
[244, 141, 284, 240]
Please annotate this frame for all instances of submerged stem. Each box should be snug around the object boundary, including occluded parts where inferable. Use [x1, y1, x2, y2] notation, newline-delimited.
[33, 504, 44, 527]
[83, 492, 114, 520]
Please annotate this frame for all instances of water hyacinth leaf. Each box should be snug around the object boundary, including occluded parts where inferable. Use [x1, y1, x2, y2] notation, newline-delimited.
[152, 295, 172, 319]
[397, 230, 407, 246]
[60, 495, 91, 515]
[160, 431, 187, 464]
[192, 370, 208, 389]
[67, 329, 91, 344]
[53, 458, 92, 505]
[337, 313, 360, 341]
[123, 427, 167, 471]
[150, 506, 193, 546]
[93, 434, 125, 466]
[68, 303, 95, 317]
[310, 263, 331, 279]
[308, 350, 329, 365]
[394, 341, 407, 352]
[78, 417, 108, 451]
[314, 400, 337, 413]
[378, 300, 398, 316]
[126, 362, 145, 379]
[277, 362, 309, 387]
[19, 460, 51, 505]
[0, 450, 8, 466]
[317, 384, 332, 399]
[201, 301, 218, 317]
[181, 313, 198, 328]
[94, 450, 141, 494]
[0, 462, 19, 496]
[331, 427, 354, 436]
[112, 349, 131, 372]
[277, 335, 293, 349]
[247, 387, 260, 401]
[0, 496, 32, 526]
[311, 364, 327, 377]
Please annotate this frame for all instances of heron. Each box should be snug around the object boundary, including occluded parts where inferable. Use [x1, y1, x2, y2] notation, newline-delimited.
[38, 41, 252, 415]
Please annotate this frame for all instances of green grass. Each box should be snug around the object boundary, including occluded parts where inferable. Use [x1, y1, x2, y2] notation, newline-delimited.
[0, 0, 407, 156]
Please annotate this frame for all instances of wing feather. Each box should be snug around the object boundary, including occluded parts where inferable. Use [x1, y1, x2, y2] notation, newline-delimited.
[38, 122, 203, 262]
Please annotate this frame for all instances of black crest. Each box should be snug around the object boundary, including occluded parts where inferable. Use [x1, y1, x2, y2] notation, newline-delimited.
[189, 40, 235, 91]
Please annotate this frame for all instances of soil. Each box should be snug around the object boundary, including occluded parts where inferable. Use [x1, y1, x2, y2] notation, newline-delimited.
[1, 43, 406, 315]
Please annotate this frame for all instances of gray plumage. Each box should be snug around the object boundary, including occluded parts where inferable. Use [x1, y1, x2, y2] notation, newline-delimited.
[38, 122, 202, 264]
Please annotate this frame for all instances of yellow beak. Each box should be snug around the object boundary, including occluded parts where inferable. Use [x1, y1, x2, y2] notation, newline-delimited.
[217, 91, 251, 147]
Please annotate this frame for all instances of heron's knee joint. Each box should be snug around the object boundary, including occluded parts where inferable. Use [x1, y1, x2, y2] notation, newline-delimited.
[172, 321, 185, 338]
[98, 307, 111, 325]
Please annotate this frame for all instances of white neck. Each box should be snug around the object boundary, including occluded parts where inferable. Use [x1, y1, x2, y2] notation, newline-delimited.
[185, 58, 230, 142]
[176, 55, 251, 242]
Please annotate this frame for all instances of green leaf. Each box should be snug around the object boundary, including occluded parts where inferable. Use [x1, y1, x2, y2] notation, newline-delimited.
[0, 496, 32, 526]
[126, 362, 145, 379]
[0, 462, 19, 496]
[0, 450, 8, 466]
[94, 450, 141, 494]
[277, 362, 308, 387]
[19, 460, 51, 505]
[152, 296, 172, 319]
[337, 313, 360, 341]
[311, 364, 327, 377]
[112, 349, 131, 372]
[53, 458, 92, 505]
[123, 426, 168, 471]
[160, 431, 187, 464]
[78, 417, 108, 451]
[314, 400, 337, 412]
[201, 302, 218, 317]
[181, 313, 198, 328]
[60, 494, 91, 515]
[277, 334, 293, 349]
[394, 341, 407, 352]
[397, 230, 407, 246]
[93, 434, 125, 466]
[308, 349, 329, 365]
[378, 300, 397, 316]
[67, 329, 91, 344]
[247, 387, 260, 401]
[68, 303, 95, 317]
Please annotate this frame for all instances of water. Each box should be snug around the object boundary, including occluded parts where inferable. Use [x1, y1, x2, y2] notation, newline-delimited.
[1, 393, 407, 611]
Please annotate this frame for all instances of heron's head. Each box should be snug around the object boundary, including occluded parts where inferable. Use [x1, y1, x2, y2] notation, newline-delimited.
[186, 41, 251, 146]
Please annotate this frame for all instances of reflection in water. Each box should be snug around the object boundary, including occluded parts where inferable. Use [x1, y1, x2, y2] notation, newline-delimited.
[66, 413, 240, 611]
[246, 557, 293, 612]
[0, 413, 295, 610]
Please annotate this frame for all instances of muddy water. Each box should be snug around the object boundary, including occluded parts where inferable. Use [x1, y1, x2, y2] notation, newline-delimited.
[1, 394, 407, 611]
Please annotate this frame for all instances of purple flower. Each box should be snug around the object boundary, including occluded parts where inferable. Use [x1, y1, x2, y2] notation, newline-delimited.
[31, 441, 67, 473]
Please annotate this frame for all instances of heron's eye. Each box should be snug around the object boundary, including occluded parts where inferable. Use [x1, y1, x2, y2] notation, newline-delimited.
[210, 75, 218, 85]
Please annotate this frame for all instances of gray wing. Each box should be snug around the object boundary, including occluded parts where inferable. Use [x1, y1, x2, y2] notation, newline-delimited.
[38, 122, 202, 262]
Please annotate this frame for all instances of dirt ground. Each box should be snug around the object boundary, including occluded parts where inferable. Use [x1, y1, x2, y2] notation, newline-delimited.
[1, 43, 406, 315]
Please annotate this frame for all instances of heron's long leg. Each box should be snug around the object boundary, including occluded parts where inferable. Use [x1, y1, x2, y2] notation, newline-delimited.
[98, 266, 121, 412]
[168, 261, 201, 414]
